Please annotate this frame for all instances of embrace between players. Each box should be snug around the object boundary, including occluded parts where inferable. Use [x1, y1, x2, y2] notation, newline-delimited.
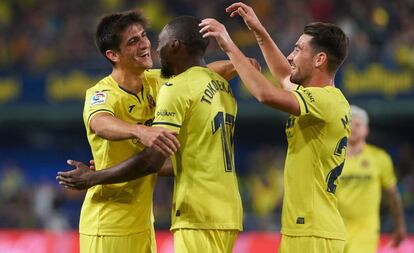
[56, 2, 403, 253]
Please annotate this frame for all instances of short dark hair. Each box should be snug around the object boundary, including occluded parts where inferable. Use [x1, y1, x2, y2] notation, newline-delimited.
[166, 16, 209, 56]
[304, 22, 349, 73]
[95, 10, 148, 64]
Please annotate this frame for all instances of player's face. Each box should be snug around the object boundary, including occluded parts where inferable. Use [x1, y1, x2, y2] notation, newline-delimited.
[157, 27, 174, 78]
[287, 34, 315, 85]
[349, 116, 369, 144]
[117, 24, 152, 71]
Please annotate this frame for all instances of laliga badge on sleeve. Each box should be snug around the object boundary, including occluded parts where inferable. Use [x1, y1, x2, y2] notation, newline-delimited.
[90, 91, 107, 105]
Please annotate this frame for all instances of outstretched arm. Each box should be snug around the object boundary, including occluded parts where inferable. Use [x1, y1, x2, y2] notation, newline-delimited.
[225, 2, 294, 91]
[207, 59, 261, 81]
[200, 19, 300, 116]
[90, 113, 179, 156]
[384, 186, 407, 247]
[207, 60, 237, 81]
[57, 148, 167, 190]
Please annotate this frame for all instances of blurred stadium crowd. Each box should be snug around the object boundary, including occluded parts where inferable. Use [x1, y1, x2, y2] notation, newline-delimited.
[1, 0, 414, 73]
[1, 0, 414, 236]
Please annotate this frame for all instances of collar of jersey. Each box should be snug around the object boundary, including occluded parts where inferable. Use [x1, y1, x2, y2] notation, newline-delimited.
[108, 75, 144, 103]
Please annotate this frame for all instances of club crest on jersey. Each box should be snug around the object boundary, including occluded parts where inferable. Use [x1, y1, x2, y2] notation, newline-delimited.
[90, 91, 107, 105]
[147, 94, 156, 109]
[361, 159, 370, 169]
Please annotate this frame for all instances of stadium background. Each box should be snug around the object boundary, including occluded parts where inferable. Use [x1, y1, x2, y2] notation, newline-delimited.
[0, 0, 414, 252]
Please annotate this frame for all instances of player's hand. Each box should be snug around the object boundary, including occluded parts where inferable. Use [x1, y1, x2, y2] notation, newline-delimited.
[391, 226, 406, 247]
[135, 126, 180, 157]
[226, 2, 264, 34]
[56, 160, 94, 190]
[89, 160, 96, 171]
[248, 58, 261, 72]
[199, 18, 236, 53]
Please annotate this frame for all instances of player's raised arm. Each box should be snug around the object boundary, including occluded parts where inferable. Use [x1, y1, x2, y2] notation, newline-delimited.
[207, 58, 261, 81]
[226, 2, 294, 91]
[200, 18, 300, 116]
[57, 146, 168, 190]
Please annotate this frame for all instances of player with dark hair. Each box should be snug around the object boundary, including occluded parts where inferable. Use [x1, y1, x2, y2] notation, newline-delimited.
[79, 10, 178, 253]
[200, 2, 350, 252]
[74, 9, 247, 253]
[58, 16, 250, 253]
[95, 10, 148, 65]
[157, 16, 210, 78]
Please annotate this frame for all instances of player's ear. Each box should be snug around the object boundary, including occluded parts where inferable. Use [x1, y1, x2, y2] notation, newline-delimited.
[170, 39, 180, 53]
[314, 52, 327, 69]
[106, 50, 120, 63]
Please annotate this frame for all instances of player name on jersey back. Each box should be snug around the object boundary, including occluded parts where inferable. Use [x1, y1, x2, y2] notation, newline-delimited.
[200, 79, 234, 104]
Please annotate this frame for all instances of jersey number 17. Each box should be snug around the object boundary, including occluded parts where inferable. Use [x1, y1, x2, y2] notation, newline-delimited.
[212, 111, 235, 172]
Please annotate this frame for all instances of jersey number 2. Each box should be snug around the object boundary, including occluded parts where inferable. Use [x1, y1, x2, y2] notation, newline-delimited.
[212, 112, 235, 172]
[326, 136, 348, 194]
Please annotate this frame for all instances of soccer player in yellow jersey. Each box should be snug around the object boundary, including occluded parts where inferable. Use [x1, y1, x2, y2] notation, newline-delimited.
[79, 10, 180, 253]
[58, 16, 245, 253]
[200, 2, 350, 253]
[337, 105, 406, 253]
[70, 10, 242, 253]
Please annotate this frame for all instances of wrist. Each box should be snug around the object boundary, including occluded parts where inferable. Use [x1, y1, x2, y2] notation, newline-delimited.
[227, 45, 245, 61]
[224, 41, 239, 55]
[87, 172, 98, 187]
[254, 27, 271, 44]
[88, 169, 107, 187]
[133, 124, 147, 140]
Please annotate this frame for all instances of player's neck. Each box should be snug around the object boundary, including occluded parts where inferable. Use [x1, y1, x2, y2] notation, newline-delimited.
[173, 57, 206, 76]
[303, 72, 335, 88]
[347, 141, 366, 157]
[111, 67, 145, 94]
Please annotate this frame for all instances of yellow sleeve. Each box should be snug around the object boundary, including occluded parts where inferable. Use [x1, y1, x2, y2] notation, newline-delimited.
[152, 80, 191, 133]
[84, 88, 117, 126]
[379, 150, 397, 189]
[291, 86, 332, 120]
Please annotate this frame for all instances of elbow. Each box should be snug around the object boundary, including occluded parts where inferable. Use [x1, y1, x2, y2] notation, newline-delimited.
[143, 149, 167, 174]
[144, 159, 165, 175]
[256, 93, 274, 106]
[94, 128, 112, 140]
[92, 126, 116, 141]
[148, 164, 162, 174]
[91, 123, 105, 137]
[152, 156, 168, 173]
[90, 117, 113, 140]
[93, 127, 105, 138]
[257, 96, 269, 105]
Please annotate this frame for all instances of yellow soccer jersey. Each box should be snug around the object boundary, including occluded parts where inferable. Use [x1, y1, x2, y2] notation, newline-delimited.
[282, 85, 351, 240]
[152, 66, 243, 231]
[80, 70, 165, 236]
[337, 144, 396, 234]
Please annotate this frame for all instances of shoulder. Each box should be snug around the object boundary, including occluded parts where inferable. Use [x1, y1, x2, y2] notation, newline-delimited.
[292, 86, 333, 113]
[85, 76, 119, 108]
[293, 86, 330, 100]
[86, 76, 114, 94]
[156, 74, 189, 101]
[162, 68, 199, 89]
[365, 144, 391, 159]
